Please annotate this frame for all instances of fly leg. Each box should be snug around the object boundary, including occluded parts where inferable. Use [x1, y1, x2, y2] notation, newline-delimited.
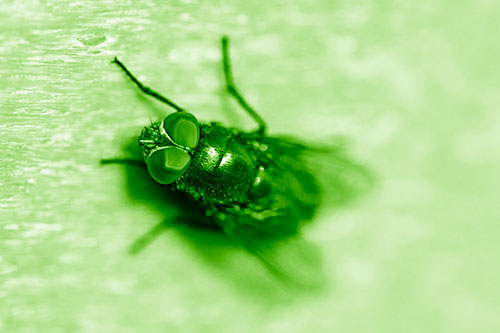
[221, 36, 267, 134]
[112, 57, 185, 112]
[129, 215, 213, 254]
[100, 158, 146, 167]
[128, 219, 169, 254]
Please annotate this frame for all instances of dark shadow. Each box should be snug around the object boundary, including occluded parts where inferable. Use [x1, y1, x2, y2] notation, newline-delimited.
[100, 131, 375, 304]
[100, 136, 325, 304]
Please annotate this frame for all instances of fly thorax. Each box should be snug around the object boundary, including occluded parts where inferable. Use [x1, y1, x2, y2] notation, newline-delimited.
[184, 124, 259, 203]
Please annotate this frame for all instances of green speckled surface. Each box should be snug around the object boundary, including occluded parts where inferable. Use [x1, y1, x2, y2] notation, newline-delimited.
[1, 1, 499, 332]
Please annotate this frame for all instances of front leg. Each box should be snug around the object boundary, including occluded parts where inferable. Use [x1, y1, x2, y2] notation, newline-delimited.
[100, 158, 146, 168]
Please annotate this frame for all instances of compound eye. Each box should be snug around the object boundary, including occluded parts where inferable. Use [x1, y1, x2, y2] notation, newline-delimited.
[162, 112, 200, 149]
[146, 146, 191, 184]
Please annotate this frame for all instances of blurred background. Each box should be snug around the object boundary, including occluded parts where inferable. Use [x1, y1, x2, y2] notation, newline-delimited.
[1, 0, 499, 332]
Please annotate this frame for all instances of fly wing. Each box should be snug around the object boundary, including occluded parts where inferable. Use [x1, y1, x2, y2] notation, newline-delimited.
[261, 135, 375, 208]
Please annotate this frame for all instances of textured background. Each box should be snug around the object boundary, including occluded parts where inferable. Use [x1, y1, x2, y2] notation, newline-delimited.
[1, 0, 499, 332]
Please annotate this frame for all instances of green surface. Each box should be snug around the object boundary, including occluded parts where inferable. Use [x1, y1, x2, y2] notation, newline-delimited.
[1, 1, 499, 332]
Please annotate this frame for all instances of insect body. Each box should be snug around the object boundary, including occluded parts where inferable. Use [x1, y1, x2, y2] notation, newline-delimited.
[104, 37, 369, 284]
[138, 118, 321, 238]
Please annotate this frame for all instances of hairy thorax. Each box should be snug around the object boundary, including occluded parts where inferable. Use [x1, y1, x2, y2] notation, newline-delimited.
[176, 123, 261, 204]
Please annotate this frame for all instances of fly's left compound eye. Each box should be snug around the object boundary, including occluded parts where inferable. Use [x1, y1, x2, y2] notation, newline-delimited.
[146, 146, 191, 184]
[162, 112, 200, 149]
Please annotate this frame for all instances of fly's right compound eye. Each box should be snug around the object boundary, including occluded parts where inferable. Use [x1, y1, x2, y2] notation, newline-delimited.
[146, 146, 191, 184]
[162, 112, 200, 149]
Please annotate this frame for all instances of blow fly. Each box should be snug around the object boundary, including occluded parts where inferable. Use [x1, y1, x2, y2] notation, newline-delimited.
[102, 36, 371, 285]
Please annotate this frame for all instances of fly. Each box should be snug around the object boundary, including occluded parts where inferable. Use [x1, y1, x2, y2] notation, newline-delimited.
[102, 36, 372, 286]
